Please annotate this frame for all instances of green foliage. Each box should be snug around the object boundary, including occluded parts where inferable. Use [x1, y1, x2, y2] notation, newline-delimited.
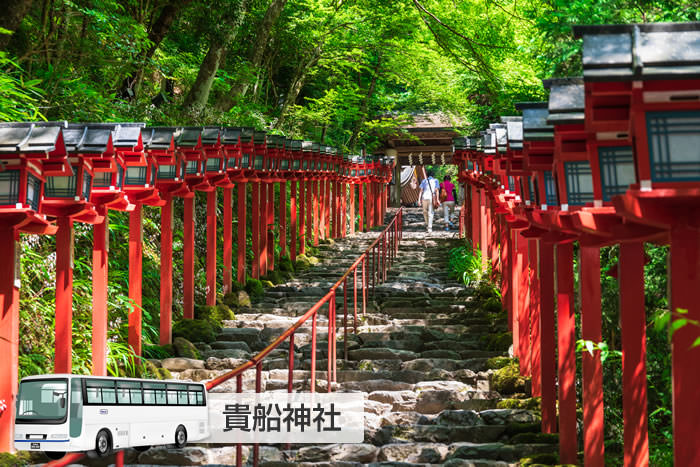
[173, 319, 219, 343]
[107, 341, 142, 378]
[143, 344, 175, 360]
[245, 278, 265, 301]
[448, 240, 487, 286]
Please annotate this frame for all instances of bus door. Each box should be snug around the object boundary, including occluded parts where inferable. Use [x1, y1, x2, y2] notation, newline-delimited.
[69, 378, 83, 438]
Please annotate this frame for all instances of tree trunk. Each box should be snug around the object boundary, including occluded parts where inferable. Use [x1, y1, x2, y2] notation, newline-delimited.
[0, 0, 33, 50]
[120, 0, 192, 98]
[348, 55, 382, 150]
[228, 0, 287, 100]
[183, 1, 248, 110]
[183, 40, 228, 109]
[275, 47, 321, 129]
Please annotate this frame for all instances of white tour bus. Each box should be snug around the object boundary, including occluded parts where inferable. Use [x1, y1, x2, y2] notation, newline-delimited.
[14, 374, 209, 458]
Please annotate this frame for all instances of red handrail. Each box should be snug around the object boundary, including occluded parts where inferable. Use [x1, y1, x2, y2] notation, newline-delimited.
[42, 208, 403, 467]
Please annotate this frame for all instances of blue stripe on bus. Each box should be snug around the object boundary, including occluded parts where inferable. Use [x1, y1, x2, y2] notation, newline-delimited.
[14, 439, 70, 442]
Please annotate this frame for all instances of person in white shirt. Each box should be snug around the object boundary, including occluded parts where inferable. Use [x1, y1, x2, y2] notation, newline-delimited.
[418, 170, 440, 232]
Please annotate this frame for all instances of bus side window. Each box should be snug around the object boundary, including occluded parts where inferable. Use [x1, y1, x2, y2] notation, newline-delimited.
[86, 386, 101, 404]
[155, 389, 166, 405]
[117, 382, 142, 405]
[101, 384, 116, 404]
[143, 388, 155, 404]
[117, 386, 130, 404]
[129, 386, 142, 404]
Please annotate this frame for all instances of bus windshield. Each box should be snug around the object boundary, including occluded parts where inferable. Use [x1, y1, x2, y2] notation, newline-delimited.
[15, 378, 68, 423]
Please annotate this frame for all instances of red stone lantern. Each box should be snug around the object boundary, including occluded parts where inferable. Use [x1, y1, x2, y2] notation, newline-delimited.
[573, 22, 700, 467]
[0, 121, 67, 453]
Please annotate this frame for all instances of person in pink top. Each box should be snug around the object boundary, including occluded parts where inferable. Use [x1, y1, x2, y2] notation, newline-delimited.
[440, 176, 457, 230]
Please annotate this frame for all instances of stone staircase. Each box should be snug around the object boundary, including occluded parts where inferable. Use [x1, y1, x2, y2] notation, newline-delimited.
[92, 208, 556, 466]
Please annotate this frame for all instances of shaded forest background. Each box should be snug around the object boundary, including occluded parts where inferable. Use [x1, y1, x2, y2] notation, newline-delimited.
[3, 0, 700, 465]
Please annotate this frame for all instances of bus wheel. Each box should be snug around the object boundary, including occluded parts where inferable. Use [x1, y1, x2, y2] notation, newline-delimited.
[95, 429, 112, 457]
[44, 451, 65, 460]
[174, 425, 187, 448]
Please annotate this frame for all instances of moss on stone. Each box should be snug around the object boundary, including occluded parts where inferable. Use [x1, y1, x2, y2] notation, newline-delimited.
[486, 356, 516, 370]
[519, 453, 559, 466]
[279, 255, 295, 273]
[497, 397, 541, 411]
[504, 422, 541, 436]
[0, 450, 35, 465]
[480, 331, 513, 351]
[173, 336, 200, 359]
[263, 269, 285, 285]
[173, 319, 219, 343]
[155, 367, 172, 380]
[491, 363, 527, 394]
[245, 278, 264, 301]
[482, 296, 503, 313]
[511, 432, 559, 444]
[215, 304, 236, 321]
[261, 279, 274, 288]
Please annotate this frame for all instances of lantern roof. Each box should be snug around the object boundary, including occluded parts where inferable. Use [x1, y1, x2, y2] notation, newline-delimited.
[481, 129, 497, 153]
[201, 127, 221, 146]
[572, 22, 700, 81]
[0, 121, 68, 155]
[176, 127, 203, 148]
[290, 139, 303, 151]
[501, 116, 523, 149]
[221, 127, 242, 145]
[543, 78, 585, 125]
[240, 127, 255, 141]
[312, 142, 321, 152]
[302, 141, 313, 152]
[63, 124, 114, 155]
[253, 131, 266, 145]
[267, 134, 284, 149]
[515, 102, 554, 141]
[453, 136, 468, 150]
[142, 127, 178, 151]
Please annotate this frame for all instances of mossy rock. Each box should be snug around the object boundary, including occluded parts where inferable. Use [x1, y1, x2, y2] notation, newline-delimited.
[136, 359, 161, 378]
[480, 331, 513, 351]
[215, 304, 236, 321]
[245, 278, 264, 301]
[263, 269, 285, 285]
[194, 304, 216, 321]
[476, 282, 499, 300]
[519, 453, 559, 466]
[511, 432, 559, 444]
[230, 280, 244, 293]
[491, 363, 527, 394]
[486, 356, 516, 370]
[155, 367, 172, 380]
[279, 255, 295, 273]
[504, 422, 541, 436]
[294, 257, 312, 271]
[222, 292, 239, 308]
[173, 319, 219, 343]
[261, 280, 274, 288]
[143, 344, 175, 359]
[497, 397, 541, 411]
[173, 336, 200, 359]
[483, 296, 503, 313]
[0, 450, 36, 465]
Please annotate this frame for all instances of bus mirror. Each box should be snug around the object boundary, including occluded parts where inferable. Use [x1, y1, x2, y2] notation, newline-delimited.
[60, 397, 66, 409]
